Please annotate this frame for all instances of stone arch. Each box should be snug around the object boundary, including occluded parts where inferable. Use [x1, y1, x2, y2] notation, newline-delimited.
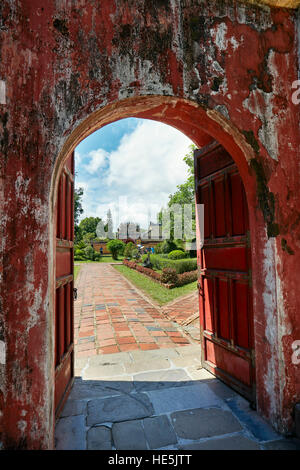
[1, 0, 299, 450]
[48, 94, 270, 445]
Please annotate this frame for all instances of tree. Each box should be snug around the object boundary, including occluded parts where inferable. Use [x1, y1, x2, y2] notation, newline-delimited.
[74, 187, 84, 225]
[82, 232, 95, 245]
[107, 239, 125, 260]
[168, 143, 195, 206]
[158, 144, 196, 241]
[79, 216, 101, 238]
[124, 241, 134, 259]
[74, 187, 84, 242]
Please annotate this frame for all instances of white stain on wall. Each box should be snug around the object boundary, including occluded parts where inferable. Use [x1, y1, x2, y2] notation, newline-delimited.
[0, 341, 5, 365]
[0, 81, 6, 105]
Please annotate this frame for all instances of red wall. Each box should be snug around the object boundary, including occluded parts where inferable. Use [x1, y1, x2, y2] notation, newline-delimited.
[0, 0, 299, 448]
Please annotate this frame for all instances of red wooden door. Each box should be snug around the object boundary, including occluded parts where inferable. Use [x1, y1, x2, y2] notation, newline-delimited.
[194, 142, 255, 402]
[55, 152, 75, 418]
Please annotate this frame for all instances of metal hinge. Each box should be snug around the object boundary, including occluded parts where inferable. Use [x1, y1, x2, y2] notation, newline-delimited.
[197, 281, 204, 298]
[73, 288, 77, 300]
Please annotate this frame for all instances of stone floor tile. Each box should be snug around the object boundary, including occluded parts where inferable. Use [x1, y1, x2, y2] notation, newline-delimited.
[226, 395, 281, 441]
[179, 434, 261, 450]
[60, 399, 87, 418]
[112, 420, 148, 450]
[143, 415, 178, 449]
[262, 438, 300, 450]
[87, 393, 154, 425]
[87, 426, 112, 450]
[83, 363, 125, 379]
[55, 415, 86, 450]
[148, 383, 223, 414]
[171, 407, 243, 439]
[133, 368, 191, 392]
[124, 358, 170, 374]
[68, 377, 134, 400]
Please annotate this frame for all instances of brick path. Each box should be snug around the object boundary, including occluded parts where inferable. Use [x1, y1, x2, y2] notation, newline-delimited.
[161, 290, 199, 325]
[74, 263, 194, 358]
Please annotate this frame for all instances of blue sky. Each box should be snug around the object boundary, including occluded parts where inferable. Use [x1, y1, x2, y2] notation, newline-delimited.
[75, 118, 193, 231]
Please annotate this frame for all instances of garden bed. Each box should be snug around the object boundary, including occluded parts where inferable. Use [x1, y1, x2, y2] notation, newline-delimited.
[114, 264, 197, 305]
[141, 254, 197, 274]
[123, 259, 197, 288]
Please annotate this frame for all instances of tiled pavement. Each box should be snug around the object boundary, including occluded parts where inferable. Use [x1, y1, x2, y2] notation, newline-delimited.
[74, 263, 194, 358]
[161, 290, 199, 326]
[161, 290, 201, 342]
[55, 345, 300, 450]
[55, 263, 300, 450]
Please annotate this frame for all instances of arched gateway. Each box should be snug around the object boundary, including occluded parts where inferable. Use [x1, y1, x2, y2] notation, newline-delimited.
[0, 0, 299, 449]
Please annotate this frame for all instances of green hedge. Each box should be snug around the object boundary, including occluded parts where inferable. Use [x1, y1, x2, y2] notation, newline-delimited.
[168, 250, 188, 260]
[142, 254, 197, 274]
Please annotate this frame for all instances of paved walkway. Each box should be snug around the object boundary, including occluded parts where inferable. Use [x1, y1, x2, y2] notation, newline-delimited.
[56, 345, 300, 450]
[55, 263, 300, 450]
[74, 263, 193, 358]
[161, 290, 199, 325]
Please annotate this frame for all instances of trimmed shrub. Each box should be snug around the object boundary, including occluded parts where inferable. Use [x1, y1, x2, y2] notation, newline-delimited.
[141, 254, 197, 274]
[75, 249, 85, 258]
[176, 270, 198, 286]
[154, 242, 163, 254]
[93, 252, 102, 261]
[161, 268, 178, 285]
[84, 245, 95, 260]
[161, 240, 177, 254]
[174, 239, 185, 251]
[168, 250, 188, 260]
[124, 241, 134, 259]
[123, 259, 161, 282]
[74, 241, 86, 250]
[131, 248, 140, 260]
[107, 239, 125, 259]
[122, 259, 197, 288]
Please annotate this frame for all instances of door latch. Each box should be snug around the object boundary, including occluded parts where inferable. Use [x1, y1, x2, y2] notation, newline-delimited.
[197, 282, 204, 298]
[73, 288, 77, 300]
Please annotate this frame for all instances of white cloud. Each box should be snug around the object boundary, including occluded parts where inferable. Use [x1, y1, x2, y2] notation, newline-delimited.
[75, 150, 81, 166]
[75, 120, 194, 229]
[84, 149, 108, 174]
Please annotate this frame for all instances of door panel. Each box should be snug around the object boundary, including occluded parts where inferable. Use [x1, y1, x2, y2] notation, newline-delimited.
[55, 152, 75, 418]
[195, 141, 255, 402]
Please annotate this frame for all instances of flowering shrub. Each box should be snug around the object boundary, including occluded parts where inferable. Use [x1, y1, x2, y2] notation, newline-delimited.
[176, 270, 198, 286]
[160, 268, 178, 285]
[122, 259, 197, 288]
[123, 259, 161, 281]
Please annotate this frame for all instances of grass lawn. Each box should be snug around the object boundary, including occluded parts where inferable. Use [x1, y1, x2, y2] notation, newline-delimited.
[74, 255, 124, 264]
[113, 264, 197, 305]
[99, 255, 124, 263]
[74, 265, 80, 281]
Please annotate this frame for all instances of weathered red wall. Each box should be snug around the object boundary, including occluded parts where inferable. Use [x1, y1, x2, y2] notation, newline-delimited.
[0, 0, 299, 449]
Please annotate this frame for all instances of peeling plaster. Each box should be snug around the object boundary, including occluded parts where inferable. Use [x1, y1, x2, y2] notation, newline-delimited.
[0, 81, 6, 105]
[1, 0, 299, 448]
[263, 237, 280, 424]
[207, 109, 255, 163]
[236, 2, 273, 31]
[243, 87, 279, 161]
[0, 341, 5, 365]
[213, 22, 228, 51]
